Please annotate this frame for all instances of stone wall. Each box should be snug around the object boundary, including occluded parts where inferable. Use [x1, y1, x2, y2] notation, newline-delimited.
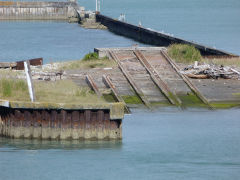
[0, 1, 78, 20]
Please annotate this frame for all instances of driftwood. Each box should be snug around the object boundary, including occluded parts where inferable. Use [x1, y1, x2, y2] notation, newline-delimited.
[182, 61, 240, 79]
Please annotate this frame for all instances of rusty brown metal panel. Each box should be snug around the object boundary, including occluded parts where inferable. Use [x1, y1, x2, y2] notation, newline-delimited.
[16, 58, 43, 70]
[33, 111, 41, 128]
[97, 110, 104, 138]
[51, 110, 58, 128]
[66, 111, 72, 129]
[91, 111, 97, 138]
[42, 110, 50, 128]
[84, 110, 91, 138]
[60, 110, 67, 129]
[14, 110, 21, 127]
[23, 110, 31, 127]
[72, 111, 80, 129]
[104, 111, 110, 138]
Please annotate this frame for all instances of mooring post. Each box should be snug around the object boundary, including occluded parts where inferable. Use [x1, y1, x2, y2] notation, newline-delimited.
[24, 61, 36, 102]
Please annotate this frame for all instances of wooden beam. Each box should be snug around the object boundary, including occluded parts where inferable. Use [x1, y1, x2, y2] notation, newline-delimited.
[108, 50, 151, 108]
[85, 74, 102, 98]
[134, 50, 182, 106]
[161, 50, 213, 109]
[102, 75, 130, 114]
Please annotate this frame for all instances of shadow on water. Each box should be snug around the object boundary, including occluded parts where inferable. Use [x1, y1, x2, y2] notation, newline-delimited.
[0, 137, 122, 150]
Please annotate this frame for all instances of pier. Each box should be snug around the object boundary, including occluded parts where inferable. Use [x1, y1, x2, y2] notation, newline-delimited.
[0, 0, 83, 21]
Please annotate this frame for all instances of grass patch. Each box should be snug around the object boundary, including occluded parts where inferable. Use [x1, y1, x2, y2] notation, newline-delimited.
[210, 102, 240, 109]
[178, 93, 206, 107]
[168, 44, 202, 64]
[0, 78, 107, 104]
[34, 80, 106, 104]
[122, 95, 142, 104]
[58, 53, 116, 70]
[103, 93, 116, 103]
[83, 52, 99, 61]
[0, 78, 29, 101]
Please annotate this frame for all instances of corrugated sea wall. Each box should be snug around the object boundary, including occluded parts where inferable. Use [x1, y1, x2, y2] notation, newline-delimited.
[0, 101, 124, 140]
[96, 14, 237, 57]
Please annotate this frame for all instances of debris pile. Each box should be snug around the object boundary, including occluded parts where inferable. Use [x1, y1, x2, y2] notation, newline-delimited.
[181, 61, 240, 79]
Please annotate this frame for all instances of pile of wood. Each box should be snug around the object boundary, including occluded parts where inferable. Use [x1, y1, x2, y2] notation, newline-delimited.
[181, 61, 240, 79]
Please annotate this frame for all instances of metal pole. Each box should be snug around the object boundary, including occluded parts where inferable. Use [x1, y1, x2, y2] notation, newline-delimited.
[24, 61, 36, 102]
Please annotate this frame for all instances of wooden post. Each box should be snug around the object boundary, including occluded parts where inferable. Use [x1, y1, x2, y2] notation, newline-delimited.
[24, 61, 36, 102]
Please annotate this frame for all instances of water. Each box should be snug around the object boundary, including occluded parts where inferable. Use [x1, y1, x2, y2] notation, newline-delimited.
[0, 0, 240, 63]
[0, 21, 139, 62]
[0, 1, 240, 179]
[1, 108, 240, 180]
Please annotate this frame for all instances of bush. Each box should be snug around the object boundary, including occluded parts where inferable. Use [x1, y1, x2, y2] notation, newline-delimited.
[83, 52, 99, 61]
[168, 44, 202, 63]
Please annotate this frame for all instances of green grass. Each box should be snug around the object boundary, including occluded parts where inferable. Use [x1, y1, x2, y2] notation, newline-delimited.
[122, 95, 142, 104]
[82, 52, 99, 61]
[178, 93, 206, 107]
[168, 44, 202, 64]
[34, 80, 106, 104]
[210, 102, 240, 109]
[0, 78, 107, 104]
[0, 78, 28, 100]
[58, 53, 116, 70]
[103, 93, 116, 103]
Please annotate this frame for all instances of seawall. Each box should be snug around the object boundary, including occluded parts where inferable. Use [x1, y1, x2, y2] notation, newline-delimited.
[0, 1, 78, 20]
[96, 14, 237, 57]
[0, 100, 124, 140]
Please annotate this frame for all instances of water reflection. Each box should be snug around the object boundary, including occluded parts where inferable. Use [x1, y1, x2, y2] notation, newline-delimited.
[0, 137, 122, 150]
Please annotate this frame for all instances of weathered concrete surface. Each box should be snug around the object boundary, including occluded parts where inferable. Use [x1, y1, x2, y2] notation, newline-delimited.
[0, 1, 80, 20]
[0, 101, 124, 140]
[96, 14, 238, 57]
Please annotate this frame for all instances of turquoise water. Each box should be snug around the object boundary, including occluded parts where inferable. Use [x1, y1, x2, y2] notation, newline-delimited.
[0, 21, 138, 62]
[1, 108, 240, 180]
[0, 0, 240, 63]
[0, 1, 240, 179]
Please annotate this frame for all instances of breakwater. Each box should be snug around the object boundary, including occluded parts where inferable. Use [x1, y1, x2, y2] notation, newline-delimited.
[0, 1, 80, 20]
[95, 14, 237, 57]
[0, 100, 124, 140]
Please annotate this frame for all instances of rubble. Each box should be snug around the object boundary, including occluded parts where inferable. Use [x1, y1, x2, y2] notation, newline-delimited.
[181, 61, 240, 80]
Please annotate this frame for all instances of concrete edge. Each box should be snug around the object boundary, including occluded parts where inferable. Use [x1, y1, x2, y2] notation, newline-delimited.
[0, 99, 125, 120]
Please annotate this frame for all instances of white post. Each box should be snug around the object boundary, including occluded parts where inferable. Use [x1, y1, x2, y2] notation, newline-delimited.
[24, 61, 36, 102]
[98, 0, 100, 12]
[96, 0, 98, 12]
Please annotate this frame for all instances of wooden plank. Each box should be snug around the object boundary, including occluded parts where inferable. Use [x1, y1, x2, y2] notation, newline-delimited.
[85, 74, 102, 97]
[102, 75, 130, 114]
[161, 50, 213, 109]
[108, 50, 151, 108]
[134, 50, 182, 106]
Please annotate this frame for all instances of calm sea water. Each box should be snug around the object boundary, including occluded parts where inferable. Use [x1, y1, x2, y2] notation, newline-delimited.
[0, 108, 240, 180]
[0, 0, 240, 63]
[0, 1, 240, 179]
